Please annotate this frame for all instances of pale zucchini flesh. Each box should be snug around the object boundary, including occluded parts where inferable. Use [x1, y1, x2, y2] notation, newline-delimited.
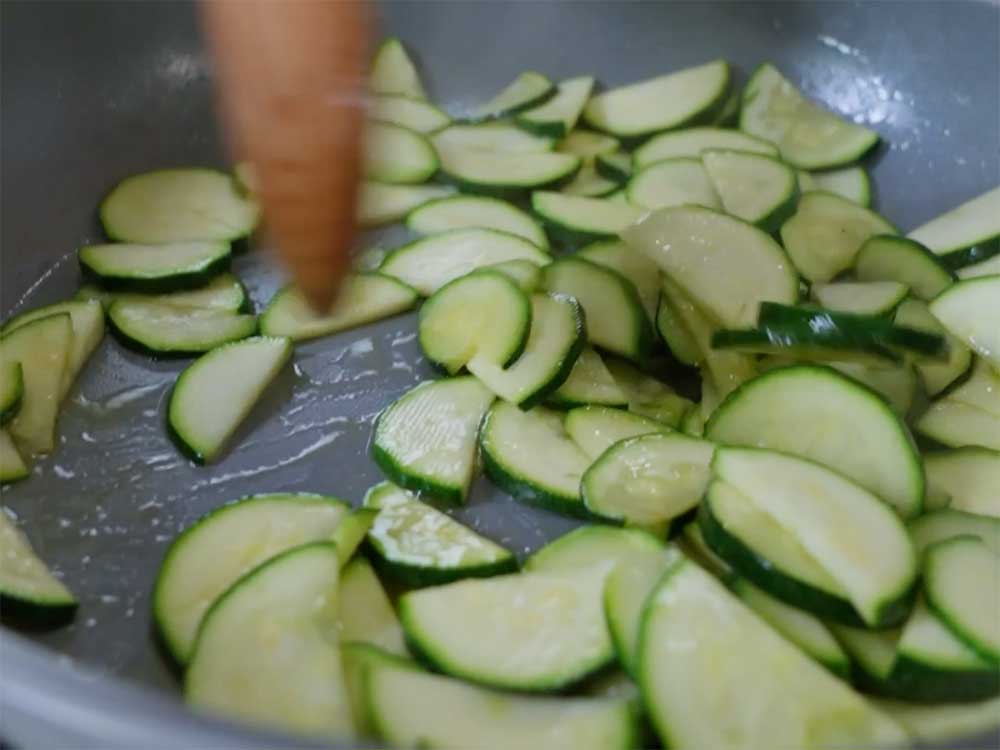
[525, 524, 667, 575]
[473, 70, 554, 119]
[547, 347, 628, 410]
[0, 509, 76, 619]
[0, 314, 72, 455]
[907, 186, 1000, 266]
[578, 239, 660, 322]
[370, 94, 449, 133]
[638, 560, 906, 749]
[372, 377, 495, 504]
[909, 510, 1000, 560]
[406, 194, 548, 249]
[706, 364, 925, 519]
[740, 63, 879, 169]
[337, 559, 408, 656]
[583, 60, 730, 139]
[854, 235, 955, 301]
[260, 273, 418, 341]
[626, 157, 722, 211]
[380, 228, 549, 296]
[399, 567, 615, 690]
[780, 191, 897, 282]
[563, 405, 668, 460]
[108, 302, 256, 354]
[0, 430, 28, 484]
[185, 543, 354, 739]
[811, 281, 909, 316]
[917, 398, 1000, 452]
[559, 164, 620, 197]
[623, 204, 798, 328]
[893, 299, 971, 396]
[364, 121, 438, 184]
[369, 38, 425, 98]
[633, 126, 778, 169]
[702, 148, 797, 230]
[515, 76, 595, 139]
[367, 662, 637, 750]
[924, 448, 1000, 519]
[79, 241, 231, 293]
[605, 357, 696, 427]
[531, 191, 645, 244]
[929, 276, 1000, 371]
[357, 182, 455, 227]
[437, 147, 580, 196]
[432, 122, 555, 154]
[363, 481, 516, 584]
[167, 336, 292, 463]
[100, 168, 258, 243]
[153, 492, 349, 662]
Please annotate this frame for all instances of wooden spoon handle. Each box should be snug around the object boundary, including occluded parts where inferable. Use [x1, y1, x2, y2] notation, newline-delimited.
[202, 0, 370, 310]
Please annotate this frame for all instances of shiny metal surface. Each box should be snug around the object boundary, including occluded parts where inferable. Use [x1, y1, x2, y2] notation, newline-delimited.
[1, 1, 998, 748]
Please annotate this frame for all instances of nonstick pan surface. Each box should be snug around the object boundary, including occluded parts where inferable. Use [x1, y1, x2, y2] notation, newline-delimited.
[1, 1, 998, 747]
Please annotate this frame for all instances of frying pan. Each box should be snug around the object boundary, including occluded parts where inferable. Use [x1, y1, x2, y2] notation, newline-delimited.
[1, 1, 998, 748]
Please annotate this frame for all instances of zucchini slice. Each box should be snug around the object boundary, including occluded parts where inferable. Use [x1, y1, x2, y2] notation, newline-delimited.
[958, 253, 1000, 280]
[330, 508, 377, 566]
[907, 186, 1000, 269]
[78, 273, 248, 314]
[474, 71, 554, 120]
[337, 558, 407, 657]
[357, 181, 455, 228]
[924, 537, 999, 663]
[525, 524, 666, 574]
[706, 364, 924, 519]
[100, 168, 258, 243]
[909, 510, 1000, 559]
[0, 430, 29, 484]
[891, 597, 998, 702]
[623, 204, 798, 328]
[945, 359, 1000, 419]
[418, 271, 531, 374]
[152, 492, 349, 662]
[109, 301, 256, 355]
[874, 696, 1000, 743]
[373, 377, 494, 504]
[929, 276, 1000, 371]
[582, 60, 730, 139]
[370, 94, 449, 134]
[399, 566, 615, 691]
[917, 398, 1000, 451]
[925, 448, 1000, 519]
[740, 63, 879, 169]
[369, 37, 425, 99]
[712, 325, 902, 368]
[515, 76, 595, 139]
[531, 191, 644, 245]
[367, 661, 637, 750]
[480, 401, 592, 518]
[363, 481, 516, 585]
[702, 149, 798, 231]
[0, 313, 72, 455]
[432, 121, 555, 154]
[559, 164, 620, 197]
[260, 273, 418, 342]
[605, 357, 696, 427]
[806, 165, 872, 206]
[603, 544, 680, 676]
[854, 235, 955, 301]
[563, 405, 668, 460]
[380, 228, 549, 296]
[556, 129, 620, 162]
[3, 299, 105, 398]
[484, 258, 543, 292]
[186, 543, 354, 738]
[581, 433, 714, 527]
[638, 559, 905, 749]
[578, 240, 659, 321]
[547, 347, 628, 410]
[713, 447, 917, 627]
[542, 256, 653, 363]
[437, 146, 579, 196]
[829, 622, 900, 688]
[364, 121, 438, 184]
[167, 336, 292, 463]
[79, 241, 231, 294]
[407, 194, 548, 249]
[0, 362, 22, 425]
[700, 479, 858, 624]
[595, 151, 633, 184]
[468, 293, 585, 408]
[731, 578, 850, 677]
[780, 191, 897, 282]
[0, 509, 77, 623]
[826, 361, 918, 417]
[626, 157, 721, 211]
[655, 284, 700, 366]
[811, 281, 909, 316]
[633, 126, 778, 170]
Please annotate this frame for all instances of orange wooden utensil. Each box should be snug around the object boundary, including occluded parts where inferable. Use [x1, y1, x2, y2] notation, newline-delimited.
[202, 0, 371, 311]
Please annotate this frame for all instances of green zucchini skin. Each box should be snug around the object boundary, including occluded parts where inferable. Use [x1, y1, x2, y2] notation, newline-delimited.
[0, 592, 78, 628]
[371, 442, 465, 506]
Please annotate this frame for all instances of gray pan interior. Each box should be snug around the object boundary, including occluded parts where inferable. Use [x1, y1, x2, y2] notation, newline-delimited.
[1, 1, 998, 748]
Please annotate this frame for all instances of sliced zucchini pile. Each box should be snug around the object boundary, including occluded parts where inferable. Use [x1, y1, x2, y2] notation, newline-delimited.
[8, 33, 1000, 750]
